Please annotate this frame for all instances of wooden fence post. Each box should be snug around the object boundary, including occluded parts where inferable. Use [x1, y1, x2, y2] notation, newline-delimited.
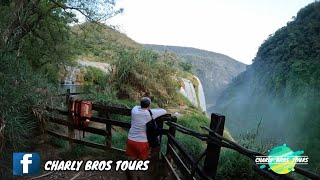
[105, 112, 112, 149]
[66, 89, 70, 105]
[166, 117, 177, 161]
[67, 89, 75, 148]
[203, 113, 225, 179]
[97, 110, 112, 149]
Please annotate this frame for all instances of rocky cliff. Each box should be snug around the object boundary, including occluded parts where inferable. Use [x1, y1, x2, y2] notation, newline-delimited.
[144, 44, 246, 113]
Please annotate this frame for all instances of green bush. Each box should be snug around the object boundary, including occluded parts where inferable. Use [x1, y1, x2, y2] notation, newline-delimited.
[84, 66, 107, 85]
[0, 53, 55, 157]
[179, 61, 193, 72]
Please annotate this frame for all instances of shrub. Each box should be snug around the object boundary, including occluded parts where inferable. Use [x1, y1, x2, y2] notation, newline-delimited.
[84, 66, 107, 85]
[109, 49, 179, 107]
[0, 53, 55, 158]
[179, 61, 193, 72]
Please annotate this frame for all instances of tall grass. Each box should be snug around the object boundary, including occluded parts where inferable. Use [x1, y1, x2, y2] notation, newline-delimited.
[217, 126, 273, 180]
[109, 49, 179, 107]
[0, 53, 56, 156]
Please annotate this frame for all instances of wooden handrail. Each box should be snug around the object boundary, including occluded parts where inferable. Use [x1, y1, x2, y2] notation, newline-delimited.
[43, 91, 320, 180]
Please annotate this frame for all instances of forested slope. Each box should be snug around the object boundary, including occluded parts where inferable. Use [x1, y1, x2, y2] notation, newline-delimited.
[216, 1, 320, 170]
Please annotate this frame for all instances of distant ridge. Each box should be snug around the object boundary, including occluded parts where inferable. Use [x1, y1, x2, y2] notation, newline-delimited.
[144, 44, 246, 113]
[145, 44, 238, 62]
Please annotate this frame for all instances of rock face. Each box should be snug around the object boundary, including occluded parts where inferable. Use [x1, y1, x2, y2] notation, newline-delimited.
[61, 60, 111, 84]
[78, 60, 111, 73]
[179, 76, 206, 112]
[144, 44, 246, 113]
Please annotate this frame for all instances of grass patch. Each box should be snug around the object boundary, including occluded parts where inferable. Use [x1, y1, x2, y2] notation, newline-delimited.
[177, 113, 209, 132]
[217, 124, 272, 179]
[59, 144, 92, 159]
[86, 134, 105, 145]
[112, 131, 128, 150]
[48, 137, 66, 148]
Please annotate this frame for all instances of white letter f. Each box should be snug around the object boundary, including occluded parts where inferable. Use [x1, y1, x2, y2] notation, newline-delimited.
[21, 154, 33, 173]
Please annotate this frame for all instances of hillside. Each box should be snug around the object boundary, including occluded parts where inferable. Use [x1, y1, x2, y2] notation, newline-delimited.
[71, 22, 142, 62]
[144, 44, 246, 113]
[215, 1, 320, 171]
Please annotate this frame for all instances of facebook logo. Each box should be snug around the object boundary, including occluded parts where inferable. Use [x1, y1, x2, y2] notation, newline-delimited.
[13, 152, 40, 176]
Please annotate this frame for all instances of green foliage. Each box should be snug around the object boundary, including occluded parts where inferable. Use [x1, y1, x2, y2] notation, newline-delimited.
[217, 127, 272, 180]
[48, 137, 66, 148]
[216, 1, 320, 174]
[42, 63, 61, 83]
[167, 111, 209, 159]
[177, 114, 209, 132]
[84, 66, 107, 85]
[86, 134, 105, 144]
[109, 48, 179, 107]
[71, 22, 141, 62]
[176, 132, 206, 158]
[145, 44, 247, 111]
[179, 61, 193, 72]
[0, 53, 55, 156]
[0, 0, 122, 166]
[112, 131, 128, 150]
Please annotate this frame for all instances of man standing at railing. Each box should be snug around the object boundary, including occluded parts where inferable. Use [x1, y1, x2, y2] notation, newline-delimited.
[126, 97, 167, 161]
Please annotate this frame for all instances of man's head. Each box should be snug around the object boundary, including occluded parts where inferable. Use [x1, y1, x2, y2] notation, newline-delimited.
[140, 97, 151, 109]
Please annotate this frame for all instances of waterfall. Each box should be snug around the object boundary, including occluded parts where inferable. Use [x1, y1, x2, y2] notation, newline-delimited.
[194, 76, 207, 112]
[64, 66, 78, 84]
[180, 77, 207, 112]
[180, 78, 198, 107]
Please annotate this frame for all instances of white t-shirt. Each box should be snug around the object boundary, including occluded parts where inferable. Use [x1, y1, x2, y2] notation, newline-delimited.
[128, 106, 167, 142]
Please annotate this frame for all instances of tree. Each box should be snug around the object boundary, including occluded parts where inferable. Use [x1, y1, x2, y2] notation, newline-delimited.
[0, 0, 123, 53]
[0, 0, 123, 169]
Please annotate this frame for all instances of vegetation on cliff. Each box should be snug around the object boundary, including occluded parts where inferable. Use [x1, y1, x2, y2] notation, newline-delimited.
[216, 1, 320, 173]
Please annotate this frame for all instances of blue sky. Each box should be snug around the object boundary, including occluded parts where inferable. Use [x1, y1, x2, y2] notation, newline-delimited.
[108, 0, 315, 64]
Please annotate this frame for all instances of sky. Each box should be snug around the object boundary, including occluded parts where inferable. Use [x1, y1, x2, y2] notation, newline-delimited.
[107, 0, 315, 64]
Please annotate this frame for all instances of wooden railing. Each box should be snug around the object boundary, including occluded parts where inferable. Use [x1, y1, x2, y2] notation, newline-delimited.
[43, 89, 320, 180]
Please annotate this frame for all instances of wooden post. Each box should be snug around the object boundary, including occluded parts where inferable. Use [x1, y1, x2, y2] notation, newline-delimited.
[203, 113, 225, 179]
[105, 112, 112, 149]
[166, 117, 177, 161]
[67, 89, 75, 148]
[66, 89, 70, 105]
[98, 110, 112, 149]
